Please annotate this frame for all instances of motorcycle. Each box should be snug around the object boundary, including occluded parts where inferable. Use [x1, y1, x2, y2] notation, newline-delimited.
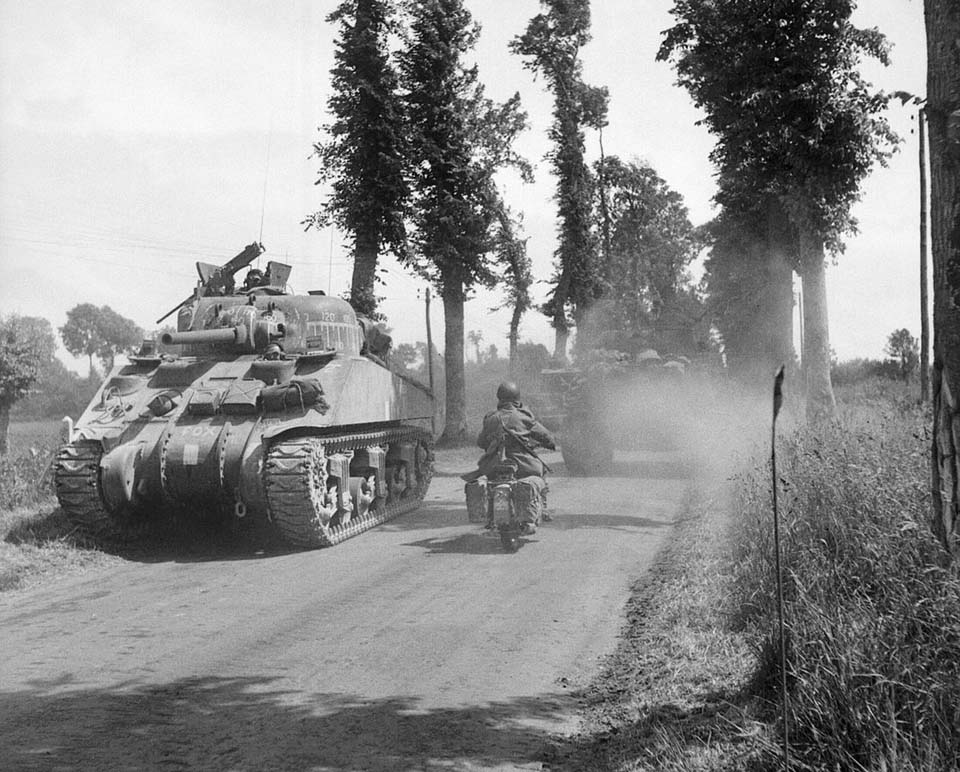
[464, 460, 548, 552]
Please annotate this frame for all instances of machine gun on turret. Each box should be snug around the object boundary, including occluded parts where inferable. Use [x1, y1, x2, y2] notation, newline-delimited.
[156, 242, 264, 324]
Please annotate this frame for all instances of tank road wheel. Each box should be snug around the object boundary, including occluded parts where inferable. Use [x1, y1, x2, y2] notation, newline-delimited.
[264, 428, 435, 550]
[263, 437, 338, 549]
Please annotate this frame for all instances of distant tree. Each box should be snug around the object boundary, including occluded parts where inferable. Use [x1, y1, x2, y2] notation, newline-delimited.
[884, 328, 919, 381]
[467, 330, 484, 364]
[96, 307, 143, 373]
[485, 343, 499, 363]
[491, 202, 532, 369]
[660, 0, 898, 420]
[591, 156, 702, 350]
[399, 0, 529, 442]
[511, 0, 609, 360]
[10, 357, 98, 422]
[925, 0, 960, 557]
[304, 0, 409, 318]
[60, 304, 142, 378]
[0, 315, 57, 453]
[391, 341, 422, 374]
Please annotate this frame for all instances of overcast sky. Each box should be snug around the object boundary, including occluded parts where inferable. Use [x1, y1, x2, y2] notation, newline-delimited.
[0, 0, 927, 372]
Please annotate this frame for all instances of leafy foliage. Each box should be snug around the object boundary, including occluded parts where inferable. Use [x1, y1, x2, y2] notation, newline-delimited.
[399, 0, 529, 440]
[659, 0, 898, 418]
[659, 0, 898, 252]
[511, 0, 608, 343]
[0, 315, 57, 454]
[305, 0, 409, 317]
[10, 357, 100, 421]
[590, 156, 705, 354]
[0, 315, 57, 409]
[884, 328, 919, 380]
[59, 303, 142, 377]
[490, 202, 533, 364]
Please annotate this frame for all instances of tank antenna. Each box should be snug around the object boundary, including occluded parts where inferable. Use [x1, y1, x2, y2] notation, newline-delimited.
[258, 126, 273, 254]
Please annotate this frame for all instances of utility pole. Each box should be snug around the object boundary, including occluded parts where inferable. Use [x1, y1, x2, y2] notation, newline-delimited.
[424, 287, 436, 438]
[425, 287, 435, 394]
[919, 106, 930, 403]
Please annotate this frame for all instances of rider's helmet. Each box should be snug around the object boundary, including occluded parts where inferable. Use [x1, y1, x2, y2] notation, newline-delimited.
[496, 381, 521, 403]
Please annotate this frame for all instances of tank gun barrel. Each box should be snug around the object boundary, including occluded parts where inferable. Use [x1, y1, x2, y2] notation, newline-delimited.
[161, 326, 242, 346]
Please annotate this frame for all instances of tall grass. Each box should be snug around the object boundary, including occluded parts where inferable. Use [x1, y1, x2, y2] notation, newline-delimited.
[731, 379, 960, 771]
[0, 421, 60, 509]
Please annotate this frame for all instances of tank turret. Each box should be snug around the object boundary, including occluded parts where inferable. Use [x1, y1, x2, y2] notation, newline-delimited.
[54, 244, 437, 550]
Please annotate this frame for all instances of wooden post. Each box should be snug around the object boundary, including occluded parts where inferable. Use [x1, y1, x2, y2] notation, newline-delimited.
[425, 287, 435, 395]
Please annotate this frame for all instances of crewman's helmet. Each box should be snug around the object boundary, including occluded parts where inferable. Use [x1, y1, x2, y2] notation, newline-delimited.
[496, 381, 521, 402]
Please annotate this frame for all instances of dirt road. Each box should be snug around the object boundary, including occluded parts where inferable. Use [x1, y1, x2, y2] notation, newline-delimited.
[0, 448, 689, 771]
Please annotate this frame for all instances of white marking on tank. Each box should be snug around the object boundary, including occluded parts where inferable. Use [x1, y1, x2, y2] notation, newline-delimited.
[183, 443, 200, 466]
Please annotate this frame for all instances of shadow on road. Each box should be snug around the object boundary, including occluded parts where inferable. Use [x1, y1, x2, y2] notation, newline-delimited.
[1, 675, 571, 771]
[546, 513, 674, 532]
[402, 529, 537, 555]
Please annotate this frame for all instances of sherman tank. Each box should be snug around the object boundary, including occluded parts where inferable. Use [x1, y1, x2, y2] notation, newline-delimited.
[54, 243, 437, 549]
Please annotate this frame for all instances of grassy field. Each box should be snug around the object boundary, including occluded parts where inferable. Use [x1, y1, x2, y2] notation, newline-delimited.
[0, 420, 124, 592]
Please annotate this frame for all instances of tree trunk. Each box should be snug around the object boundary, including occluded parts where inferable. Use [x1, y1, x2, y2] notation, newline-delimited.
[553, 327, 569, 362]
[765, 199, 796, 376]
[760, 247, 795, 376]
[441, 284, 467, 444]
[926, 0, 960, 558]
[508, 304, 521, 374]
[350, 231, 379, 318]
[0, 401, 9, 455]
[799, 230, 836, 422]
[919, 107, 931, 404]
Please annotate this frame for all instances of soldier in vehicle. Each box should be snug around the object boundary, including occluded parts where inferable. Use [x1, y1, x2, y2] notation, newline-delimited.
[465, 381, 556, 534]
[241, 268, 266, 292]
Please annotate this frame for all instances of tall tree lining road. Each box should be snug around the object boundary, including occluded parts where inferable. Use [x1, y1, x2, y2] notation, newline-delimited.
[0, 449, 686, 771]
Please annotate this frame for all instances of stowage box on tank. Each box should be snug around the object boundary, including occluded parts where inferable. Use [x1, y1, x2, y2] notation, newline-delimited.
[54, 243, 436, 549]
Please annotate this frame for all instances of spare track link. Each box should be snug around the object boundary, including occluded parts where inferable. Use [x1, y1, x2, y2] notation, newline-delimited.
[264, 426, 434, 549]
[54, 440, 115, 536]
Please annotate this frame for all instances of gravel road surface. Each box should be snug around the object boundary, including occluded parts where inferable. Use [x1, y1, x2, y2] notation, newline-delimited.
[0, 448, 688, 771]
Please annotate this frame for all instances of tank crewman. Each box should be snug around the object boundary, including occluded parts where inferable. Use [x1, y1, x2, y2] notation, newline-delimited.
[241, 268, 266, 292]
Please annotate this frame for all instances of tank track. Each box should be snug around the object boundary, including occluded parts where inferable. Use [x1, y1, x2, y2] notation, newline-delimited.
[54, 440, 115, 536]
[263, 426, 434, 549]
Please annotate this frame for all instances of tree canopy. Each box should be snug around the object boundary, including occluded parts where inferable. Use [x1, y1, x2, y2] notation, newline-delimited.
[659, 0, 898, 417]
[305, 0, 410, 318]
[511, 0, 608, 359]
[60, 303, 143, 377]
[0, 314, 57, 453]
[398, 0, 530, 441]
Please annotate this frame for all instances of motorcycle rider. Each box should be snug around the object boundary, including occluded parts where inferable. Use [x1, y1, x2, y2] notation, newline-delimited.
[464, 381, 556, 534]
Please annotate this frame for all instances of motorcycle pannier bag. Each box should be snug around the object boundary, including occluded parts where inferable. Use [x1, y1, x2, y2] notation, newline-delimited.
[464, 479, 488, 523]
[514, 476, 546, 525]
